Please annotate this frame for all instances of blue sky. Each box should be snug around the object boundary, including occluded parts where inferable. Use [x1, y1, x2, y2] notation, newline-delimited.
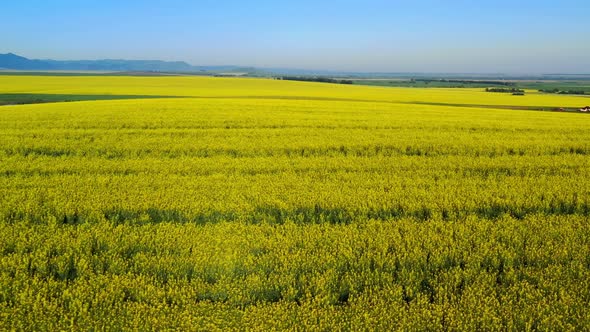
[2, 0, 589, 73]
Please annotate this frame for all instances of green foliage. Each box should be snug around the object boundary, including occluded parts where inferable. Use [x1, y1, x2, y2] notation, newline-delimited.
[485, 87, 525, 94]
[0, 93, 181, 106]
[539, 88, 587, 95]
[279, 76, 353, 84]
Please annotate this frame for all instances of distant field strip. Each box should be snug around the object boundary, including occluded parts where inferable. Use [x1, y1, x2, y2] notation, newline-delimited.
[2, 92, 587, 114]
[0, 93, 184, 106]
[2, 75, 589, 107]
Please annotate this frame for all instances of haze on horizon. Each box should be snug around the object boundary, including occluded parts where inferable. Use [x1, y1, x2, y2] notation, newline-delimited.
[2, 0, 589, 74]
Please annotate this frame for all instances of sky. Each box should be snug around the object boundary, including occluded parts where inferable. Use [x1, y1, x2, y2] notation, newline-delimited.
[2, 0, 589, 73]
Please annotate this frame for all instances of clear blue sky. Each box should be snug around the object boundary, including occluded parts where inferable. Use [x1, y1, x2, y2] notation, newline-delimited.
[2, 0, 589, 73]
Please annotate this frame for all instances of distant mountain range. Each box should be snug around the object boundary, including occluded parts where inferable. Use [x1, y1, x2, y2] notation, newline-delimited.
[0, 53, 251, 73]
[2, 53, 589, 80]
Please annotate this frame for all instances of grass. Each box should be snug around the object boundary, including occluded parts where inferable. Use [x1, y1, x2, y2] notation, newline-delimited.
[0, 93, 185, 106]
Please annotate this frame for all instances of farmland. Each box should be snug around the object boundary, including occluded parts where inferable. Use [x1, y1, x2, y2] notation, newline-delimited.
[0, 76, 589, 330]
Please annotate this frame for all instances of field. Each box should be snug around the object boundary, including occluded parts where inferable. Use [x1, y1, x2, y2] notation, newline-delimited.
[1, 76, 589, 330]
[351, 77, 590, 94]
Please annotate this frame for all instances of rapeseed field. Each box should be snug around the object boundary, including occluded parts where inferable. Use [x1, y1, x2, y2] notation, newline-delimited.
[0, 76, 589, 330]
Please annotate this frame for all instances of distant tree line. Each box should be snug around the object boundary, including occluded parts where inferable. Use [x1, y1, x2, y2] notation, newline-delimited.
[414, 79, 515, 86]
[485, 87, 525, 93]
[278, 76, 353, 84]
[539, 88, 587, 95]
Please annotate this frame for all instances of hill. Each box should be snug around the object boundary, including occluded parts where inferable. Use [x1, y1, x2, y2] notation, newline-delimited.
[0, 53, 250, 73]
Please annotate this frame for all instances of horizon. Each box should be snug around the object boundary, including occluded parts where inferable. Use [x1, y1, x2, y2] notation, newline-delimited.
[3, 52, 590, 76]
[2, 1, 590, 74]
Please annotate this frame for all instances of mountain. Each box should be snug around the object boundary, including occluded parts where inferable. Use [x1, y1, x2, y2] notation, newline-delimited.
[42, 59, 195, 71]
[0, 53, 58, 70]
[4, 53, 584, 79]
[0, 53, 250, 73]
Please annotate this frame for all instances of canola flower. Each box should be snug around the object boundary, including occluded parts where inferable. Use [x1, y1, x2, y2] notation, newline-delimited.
[0, 76, 589, 330]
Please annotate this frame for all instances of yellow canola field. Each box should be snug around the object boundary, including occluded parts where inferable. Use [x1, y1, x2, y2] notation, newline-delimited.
[0, 76, 589, 330]
[1, 75, 589, 108]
